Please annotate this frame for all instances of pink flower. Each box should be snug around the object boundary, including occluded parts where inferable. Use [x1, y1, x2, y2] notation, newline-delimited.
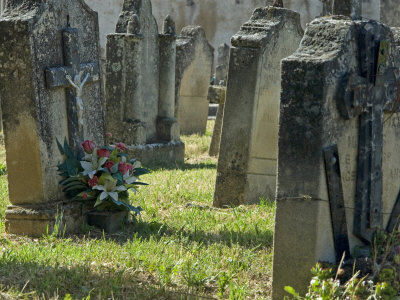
[118, 162, 129, 175]
[104, 161, 115, 172]
[97, 148, 110, 158]
[81, 140, 95, 154]
[116, 142, 127, 151]
[127, 163, 134, 171]
[82, 192, 88, 200]
[106, 132, 113, 138]
[88, 176, 99, 187]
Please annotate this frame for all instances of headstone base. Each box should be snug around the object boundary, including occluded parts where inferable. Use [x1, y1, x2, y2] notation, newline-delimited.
[126, 141, 185, 165]
[5, 201, 94, 237]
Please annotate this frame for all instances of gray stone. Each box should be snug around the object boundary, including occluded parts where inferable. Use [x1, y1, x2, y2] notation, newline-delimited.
[215, 43, 230, 85]
[0, 0, 104, 236]
[105, 0, 184, 165]
[209, 87, 226, 157]
[272, 17, 400, 299]
[213, 6, 303, 207]
[381, 0, 400, 27]
[175, 25, 214, 135]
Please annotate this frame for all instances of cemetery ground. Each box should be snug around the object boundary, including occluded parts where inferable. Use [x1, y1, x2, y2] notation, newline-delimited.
[0, 121, 274, 300]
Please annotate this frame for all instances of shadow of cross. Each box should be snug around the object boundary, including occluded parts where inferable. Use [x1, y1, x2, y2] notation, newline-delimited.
[338, 39, 399, 244]
[45, 26, 99, 155]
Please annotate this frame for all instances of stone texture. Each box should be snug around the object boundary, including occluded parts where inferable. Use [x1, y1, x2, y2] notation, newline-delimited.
[105, 0, 184, 164]
[175, 25, 214, 135]
[272, 17, 400, 299]
[213, 6, 303, 207]
[381, 0, 400, 27]
[209, 86, 226, 157]
[215, 43, 230, 85]
[0, 0, 104, 236]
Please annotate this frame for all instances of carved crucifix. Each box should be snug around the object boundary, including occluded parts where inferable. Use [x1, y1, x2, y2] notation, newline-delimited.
[337, 33, 399, 243]
[45, 26, 99, 154]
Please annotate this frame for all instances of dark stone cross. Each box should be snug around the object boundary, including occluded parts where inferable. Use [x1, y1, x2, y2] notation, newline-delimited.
[338, 37, 400, 243]
[45, 26, 99, 154]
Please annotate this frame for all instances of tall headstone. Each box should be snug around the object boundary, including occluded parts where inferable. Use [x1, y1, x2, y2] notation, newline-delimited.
[208, 86, 226, 157]
[175, 25, 214, 135]
[105, 0, 184, 164]
[215, 43, 230, 85]
[272, 16, 400, 299]
[0, 0, 104, 236]
[213, 6, 303, 207]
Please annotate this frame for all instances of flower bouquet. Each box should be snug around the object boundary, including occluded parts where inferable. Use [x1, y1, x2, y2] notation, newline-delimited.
[57, 138, 149, 215]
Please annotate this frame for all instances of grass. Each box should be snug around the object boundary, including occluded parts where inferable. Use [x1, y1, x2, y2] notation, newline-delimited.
[0, 121, 275, 299]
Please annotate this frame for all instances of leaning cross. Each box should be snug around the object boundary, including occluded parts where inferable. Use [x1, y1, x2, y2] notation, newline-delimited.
[338, 38, 399, 243]
[45, 26, 99, 154]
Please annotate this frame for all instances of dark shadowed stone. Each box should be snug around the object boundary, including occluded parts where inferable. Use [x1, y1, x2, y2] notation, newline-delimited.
[0, 0, 104, 237]
[272, 17, 400, 299]
[213, 6, 303, 208]
[215, 43, 230, 85]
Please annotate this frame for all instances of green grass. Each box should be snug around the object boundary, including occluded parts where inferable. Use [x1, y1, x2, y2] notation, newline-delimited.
[0, 121, 275, 299]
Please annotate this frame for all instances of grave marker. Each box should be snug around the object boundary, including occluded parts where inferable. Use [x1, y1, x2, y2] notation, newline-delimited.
[0, 0, 104, 237]
[213, 6, 303, 207]
[272, 16, 400, 299]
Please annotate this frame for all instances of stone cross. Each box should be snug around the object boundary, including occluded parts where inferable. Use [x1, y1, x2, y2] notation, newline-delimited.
[332, 0, 362, 19]
[338, 38, 399, 243]
[46, 27, 99, 153]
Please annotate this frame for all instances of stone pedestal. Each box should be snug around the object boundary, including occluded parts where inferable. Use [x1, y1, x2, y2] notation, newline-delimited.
[213, 7, 303, 207]
[105, 0, 184, 164]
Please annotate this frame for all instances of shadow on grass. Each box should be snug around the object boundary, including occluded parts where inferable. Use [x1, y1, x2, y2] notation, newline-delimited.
[0, 259, 211, 299]
[144, 161, 217, 171]
[107, 220, 273, 250]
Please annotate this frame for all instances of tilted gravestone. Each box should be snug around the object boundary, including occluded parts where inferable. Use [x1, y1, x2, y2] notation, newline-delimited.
[213, 6, 303, 207]
[0, 0, 104, 236]
[215, 43, 230, 86]
[105, 0, 184, 164]
[272, 16, 400, 299]
[175, 25, 214, 135]
[208, 86, 226, 157]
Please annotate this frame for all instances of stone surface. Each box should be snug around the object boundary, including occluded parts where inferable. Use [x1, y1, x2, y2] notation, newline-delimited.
[209, 87, 226, 157]
[213, 6, 303, 207]
[272, 17, 400, 299]
[0, 0, 104, 236]
[105, 0, 184, 164]
[381, 0, 400, 27]
[215, 43, 230, 85]
[176, 25, 214, 135]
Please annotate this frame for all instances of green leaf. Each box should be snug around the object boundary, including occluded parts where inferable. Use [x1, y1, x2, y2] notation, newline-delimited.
[56, 138, 65, 155]
[112, 173, 124, 185]
[94, 196, 103, 207]
[59, 176, 83, 186]
[110, 163, 119, 174]
[117, 153, 128, 158]
[64, 138, 75, 159]
[284, 286, 299, 297]
[133, 168, 151, 176]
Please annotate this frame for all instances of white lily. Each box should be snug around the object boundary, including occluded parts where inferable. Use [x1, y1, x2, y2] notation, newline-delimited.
[93, 174, 127, 202]
[81, 155, 107, 179]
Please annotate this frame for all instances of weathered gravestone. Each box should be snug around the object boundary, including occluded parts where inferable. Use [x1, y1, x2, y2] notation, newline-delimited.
[208, 86, 226, 157]
[272, 14, 400, 299]
[105, 0, 184, 164]
[213, 6, 303, 207]
[0, 0, 104, 236]
[215, 43, 230, 85]
[175, 25, 214, 135]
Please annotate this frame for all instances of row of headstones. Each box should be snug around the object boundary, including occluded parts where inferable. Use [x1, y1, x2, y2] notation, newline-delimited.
[0, 0, 213, 236]
[211, 3, 400, 300]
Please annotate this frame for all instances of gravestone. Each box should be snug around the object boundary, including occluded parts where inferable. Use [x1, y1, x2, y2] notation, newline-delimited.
[105, 0, 184, 164]
[0, 0, 104, 236]
[175, 25, 214, 135]
[272, 15, 400, 299]
[215, 43, 230, 85]
[208, 86, 226, 157]
[213, 6, 303, 207]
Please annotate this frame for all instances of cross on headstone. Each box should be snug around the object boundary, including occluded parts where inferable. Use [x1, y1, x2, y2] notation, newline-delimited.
[45, 26, 100, 154]
[337, 36, 400, 243]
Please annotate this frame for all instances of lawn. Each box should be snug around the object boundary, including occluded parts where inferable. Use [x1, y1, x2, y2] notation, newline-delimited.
[0, 121, 275, 299]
